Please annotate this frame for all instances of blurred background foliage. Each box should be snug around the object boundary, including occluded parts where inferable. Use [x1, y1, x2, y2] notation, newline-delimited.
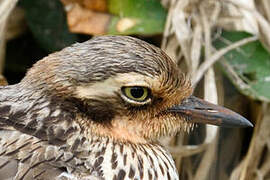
[1, 0, 270, 179]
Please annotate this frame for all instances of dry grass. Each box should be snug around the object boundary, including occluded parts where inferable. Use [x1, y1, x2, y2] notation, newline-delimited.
[161, 0, 270, 179]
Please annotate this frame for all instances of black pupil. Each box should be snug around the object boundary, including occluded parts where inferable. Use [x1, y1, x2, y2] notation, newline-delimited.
[130, 87, 145, 98]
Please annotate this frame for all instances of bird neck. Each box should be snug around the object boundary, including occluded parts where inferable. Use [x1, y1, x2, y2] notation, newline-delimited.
[82, 136, 179, 180]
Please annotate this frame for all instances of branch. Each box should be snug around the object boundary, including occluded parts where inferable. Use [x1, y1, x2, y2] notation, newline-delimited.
[192, 36, 258, 85]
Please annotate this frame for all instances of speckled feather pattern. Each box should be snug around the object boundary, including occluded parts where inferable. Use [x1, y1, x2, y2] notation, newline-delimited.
[0, 130, 178, 180]
[0, 36, 192, 179]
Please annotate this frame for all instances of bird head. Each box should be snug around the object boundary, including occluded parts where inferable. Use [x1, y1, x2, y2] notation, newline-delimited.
[20, 36, 252, 144]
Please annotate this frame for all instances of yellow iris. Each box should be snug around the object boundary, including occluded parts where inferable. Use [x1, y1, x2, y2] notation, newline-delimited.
[123, 86, 149, 102]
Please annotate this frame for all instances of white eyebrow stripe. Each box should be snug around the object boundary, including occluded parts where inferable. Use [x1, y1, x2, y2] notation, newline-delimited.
[75, 78, 119, 99]
[75, 72, 155, 99]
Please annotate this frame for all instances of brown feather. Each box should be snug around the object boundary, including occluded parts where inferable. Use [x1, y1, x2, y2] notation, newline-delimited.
[0, 36, 192, 179]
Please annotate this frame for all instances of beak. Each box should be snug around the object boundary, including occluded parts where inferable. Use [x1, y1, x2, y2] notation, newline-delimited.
[167, 96, 253, 128]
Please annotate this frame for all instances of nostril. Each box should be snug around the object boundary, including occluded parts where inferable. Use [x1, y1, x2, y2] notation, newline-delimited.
[193, 107, 219, 113]
[194, 107, 214, 111]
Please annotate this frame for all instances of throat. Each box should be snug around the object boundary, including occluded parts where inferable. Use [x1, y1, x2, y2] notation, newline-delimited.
[78, 114, 148, 144]
[101, 124, 148, 144]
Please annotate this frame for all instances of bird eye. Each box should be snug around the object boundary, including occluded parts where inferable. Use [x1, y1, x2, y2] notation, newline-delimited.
[121, 86, 151, 104]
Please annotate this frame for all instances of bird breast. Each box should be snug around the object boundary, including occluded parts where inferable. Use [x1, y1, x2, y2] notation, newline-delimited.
[80, 137, 179, 180]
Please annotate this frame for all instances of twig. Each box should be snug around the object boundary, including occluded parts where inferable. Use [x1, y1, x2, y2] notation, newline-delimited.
[253, 11, 270, 50]
[193, 4, 219, 180]
[0, 0, 18, 24]
[161, 1, 174, 50]
[262, 0, 270, 22]
[172, 0, 192, 69]
[220, 60, 249, 90]
[0, 0, 18, 74]
[168, 144, 208, 157]
[189, 20, 202, 75]
[239, 103, 269, 180]
[192, 36, 258, 85]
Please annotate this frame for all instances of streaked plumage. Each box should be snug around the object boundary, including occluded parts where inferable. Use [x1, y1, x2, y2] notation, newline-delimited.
[0, 36, 252, 180]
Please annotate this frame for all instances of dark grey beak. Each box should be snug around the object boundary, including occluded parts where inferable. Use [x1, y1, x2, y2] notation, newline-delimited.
[167, 96, 253, 128]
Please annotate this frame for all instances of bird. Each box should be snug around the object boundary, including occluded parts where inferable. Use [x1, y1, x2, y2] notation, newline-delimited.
[0, 36, 252, 180]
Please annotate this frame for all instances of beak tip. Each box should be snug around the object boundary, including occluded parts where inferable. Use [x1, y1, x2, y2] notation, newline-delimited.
[222, 115, 253, 128]
[242, 118, 254, 128]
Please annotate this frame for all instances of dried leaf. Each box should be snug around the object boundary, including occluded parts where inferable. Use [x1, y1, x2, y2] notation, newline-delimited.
[64, 4, 110, 35]
[61, 0, 167, 35]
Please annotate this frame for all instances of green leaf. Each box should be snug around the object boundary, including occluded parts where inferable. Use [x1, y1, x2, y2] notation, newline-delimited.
[20, 0, 79, 52]
[107, 0, 167, 35]
[214, 31, 270, 102]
